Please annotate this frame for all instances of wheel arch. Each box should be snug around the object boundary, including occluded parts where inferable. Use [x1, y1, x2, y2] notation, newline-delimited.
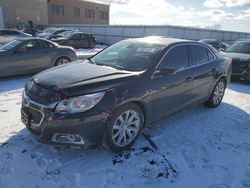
[54, 56, 72, 66]
[116, 100, 152, 128]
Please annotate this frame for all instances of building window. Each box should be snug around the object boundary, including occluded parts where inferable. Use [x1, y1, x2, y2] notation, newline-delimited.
[85, 9, 95, 18]
[74, 7, 80, 17]
[99, 11, 108, 20]
[52, 4, 64, 16]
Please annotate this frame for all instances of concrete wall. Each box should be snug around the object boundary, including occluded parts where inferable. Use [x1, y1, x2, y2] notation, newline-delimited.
[49, 24, 250, 45]
[0, 7, 4, 29]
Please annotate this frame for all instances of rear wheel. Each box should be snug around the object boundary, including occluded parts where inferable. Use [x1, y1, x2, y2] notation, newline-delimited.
[205, 78, 226, 108]
[105, 103, 144, 152]
[54, 57, 71, 66]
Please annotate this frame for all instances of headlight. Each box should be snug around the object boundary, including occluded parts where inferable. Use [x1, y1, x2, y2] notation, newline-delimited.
[55, 92, 105, 114]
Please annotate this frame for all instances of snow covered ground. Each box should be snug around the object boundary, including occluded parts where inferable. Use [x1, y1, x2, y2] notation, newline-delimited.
[0, 76, 250, 188]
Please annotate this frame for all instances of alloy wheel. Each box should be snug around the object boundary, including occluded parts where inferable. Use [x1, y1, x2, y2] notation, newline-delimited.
[57, 58, 69, 65]
[213, 81, 225, 105]
[112, 110, 141, 147]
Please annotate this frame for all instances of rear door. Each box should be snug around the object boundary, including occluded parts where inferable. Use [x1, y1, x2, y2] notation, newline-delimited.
[152, 44, 195, 120]
[11, 40, 51, 74]
[67, 34, 80, 48]
[188, 44, 217, 102]
[79, 34, 89, 48]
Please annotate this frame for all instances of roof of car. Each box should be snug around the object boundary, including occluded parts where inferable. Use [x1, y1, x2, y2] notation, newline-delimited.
[123, 37, 193, 46]
[17, 37, 52, 42]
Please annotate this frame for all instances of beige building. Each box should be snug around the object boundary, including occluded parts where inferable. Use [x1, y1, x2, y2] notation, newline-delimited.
[0, 0, 109, 28]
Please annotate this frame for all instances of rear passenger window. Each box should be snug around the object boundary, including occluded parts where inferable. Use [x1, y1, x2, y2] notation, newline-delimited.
[81, 34, 88, 39]
[39, 40, 50, 48]
[207, 50, 215, 61]
[190, 45, 210, 65]
[159, 45, 189, 70]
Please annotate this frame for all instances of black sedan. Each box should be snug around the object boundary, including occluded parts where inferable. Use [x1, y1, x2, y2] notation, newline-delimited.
[21, 37, 232, 152]
[223, 40, 250, 81]
[199, 39, 229, 51]
[0, 38, 77, 77]
[51, 31, 96, 49]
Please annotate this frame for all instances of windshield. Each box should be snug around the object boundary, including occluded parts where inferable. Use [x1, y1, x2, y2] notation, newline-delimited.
[91, 40, 165, 71]
[225, 42, 250, 54]
[60, 31, 74, 38]
[0, 40, 23, 51]
[43, 28, 58, 34]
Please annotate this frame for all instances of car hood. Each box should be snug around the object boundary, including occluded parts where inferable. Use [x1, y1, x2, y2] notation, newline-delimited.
[32, 61, 140, 97]
[222, 52, 250, 61]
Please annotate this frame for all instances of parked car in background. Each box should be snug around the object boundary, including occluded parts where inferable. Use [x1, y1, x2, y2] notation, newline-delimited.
[49, 30, 75, 40]
[51, 31, 96, 49]
[21, 37, 231, 152]
[223, 40, 250, 81]
[0, 29, 31, 45]
[22, 28, 41, 37]
[38, 28, 76, 40]
[0, 38, 77, 77]
[199, 39, 229, 51]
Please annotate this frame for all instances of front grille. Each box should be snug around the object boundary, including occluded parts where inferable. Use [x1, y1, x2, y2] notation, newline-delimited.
[25, 80, 65, 105]
[29, 108, 43, 125]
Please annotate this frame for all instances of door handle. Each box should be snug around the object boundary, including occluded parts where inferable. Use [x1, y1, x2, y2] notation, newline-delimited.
[186, 77, 193, 82]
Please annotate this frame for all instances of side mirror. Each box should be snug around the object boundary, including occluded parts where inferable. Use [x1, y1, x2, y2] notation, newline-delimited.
[159, 67, 176, 76]
[153, 67, 176, 79]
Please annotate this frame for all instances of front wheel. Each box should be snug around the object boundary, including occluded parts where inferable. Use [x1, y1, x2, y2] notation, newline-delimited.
[205, 78, 226, 108]
[54, 57, 71, 66]
[105, 104, 144, 152]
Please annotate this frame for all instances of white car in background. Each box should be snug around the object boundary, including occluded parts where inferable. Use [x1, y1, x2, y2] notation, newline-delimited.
[0, 29, 31, 45]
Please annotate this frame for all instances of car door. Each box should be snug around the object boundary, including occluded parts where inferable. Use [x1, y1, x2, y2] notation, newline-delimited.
[67, 34, 80, 48]
[79, 34, 90, 48]
[10, 40, 51, 74]
[0, 51, 13, 76]
[188, 44, 218, 102]
[151, 44, 195, 120]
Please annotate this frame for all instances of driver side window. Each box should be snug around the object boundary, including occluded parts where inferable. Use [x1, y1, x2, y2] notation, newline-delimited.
[159, 45, 189, 71]
[17, 41, 39, 53]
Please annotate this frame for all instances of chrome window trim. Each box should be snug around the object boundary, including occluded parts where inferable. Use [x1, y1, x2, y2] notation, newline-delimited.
[154, 42, 217, 74]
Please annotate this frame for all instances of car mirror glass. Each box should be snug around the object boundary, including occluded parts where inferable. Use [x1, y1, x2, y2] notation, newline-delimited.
[159, 67, 176, 76]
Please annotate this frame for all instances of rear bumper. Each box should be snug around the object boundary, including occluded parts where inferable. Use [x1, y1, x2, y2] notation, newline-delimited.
[21, 94, 110, 149]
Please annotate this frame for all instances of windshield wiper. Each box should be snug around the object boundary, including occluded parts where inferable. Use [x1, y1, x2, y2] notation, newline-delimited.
[102, 64, 126, 71]
[87, 58, 96, 64]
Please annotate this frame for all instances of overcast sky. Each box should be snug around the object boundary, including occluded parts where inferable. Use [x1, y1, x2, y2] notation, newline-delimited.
[96, 0, 250, 32]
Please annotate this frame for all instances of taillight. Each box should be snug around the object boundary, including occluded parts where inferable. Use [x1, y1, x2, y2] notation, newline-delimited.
[72, 48, 77, 57]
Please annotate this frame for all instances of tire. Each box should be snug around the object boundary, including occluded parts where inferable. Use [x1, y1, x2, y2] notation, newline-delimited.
[54, 57, 71, 66]
[205, 78, 226, 108]
[105, 103, 144, 153]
